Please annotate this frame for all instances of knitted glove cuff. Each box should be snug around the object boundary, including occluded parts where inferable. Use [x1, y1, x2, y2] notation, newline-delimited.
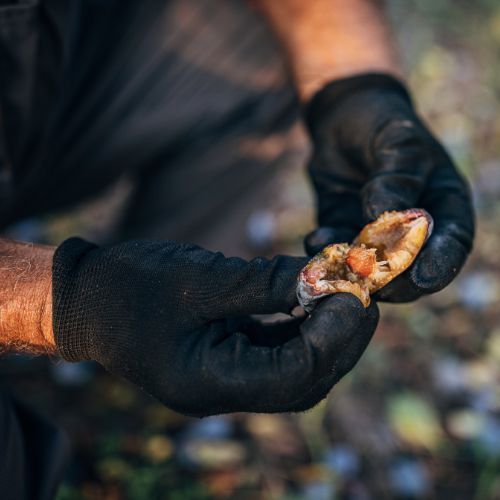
[305, 72, 413, 135]
[52, 237, 99, 362]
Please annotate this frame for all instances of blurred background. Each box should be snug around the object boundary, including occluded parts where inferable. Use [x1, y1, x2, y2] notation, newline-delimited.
[2, 0, 500, 498]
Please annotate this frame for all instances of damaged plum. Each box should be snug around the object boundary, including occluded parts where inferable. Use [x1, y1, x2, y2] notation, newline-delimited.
[297, 209, 433, 310]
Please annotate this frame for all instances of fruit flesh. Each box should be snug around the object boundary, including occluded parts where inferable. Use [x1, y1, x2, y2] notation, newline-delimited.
[297, 209, 433, 310]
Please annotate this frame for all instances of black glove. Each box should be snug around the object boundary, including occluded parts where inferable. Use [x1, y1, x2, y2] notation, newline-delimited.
[304, 73, 475, 302]
[53, 238, 378, 417]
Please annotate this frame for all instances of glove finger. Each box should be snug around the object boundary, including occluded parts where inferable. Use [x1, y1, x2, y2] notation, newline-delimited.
[282, 299, 379, 412]
[409, 159, 474, 292]
[374, 160, 474, 302]
[270, 294, 378, 412]
[304, 226, 358, 256]
[188, 294, 378, 415]
[297, 294, 378, 381]
[201, 254, 309, 319]
[245, 294, 377, 411]
[362, 119, 435, 221]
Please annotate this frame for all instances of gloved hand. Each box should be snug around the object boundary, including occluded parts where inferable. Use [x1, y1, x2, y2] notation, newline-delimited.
[304, 73, 475, 302]
[53, 238, 379, 417]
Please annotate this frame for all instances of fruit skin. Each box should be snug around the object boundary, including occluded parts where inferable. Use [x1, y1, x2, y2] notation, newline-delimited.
[297, 209, 433, 311]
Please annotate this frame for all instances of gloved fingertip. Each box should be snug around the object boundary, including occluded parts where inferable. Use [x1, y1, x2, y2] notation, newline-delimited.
[297, 293, 379, 379]
[303, 292, 375, 336]
[319, 293, 379, 330]
[304, 227, 338, 256]
[272, 255, 310, 312]
[372, 274, 422, 303]
[363, 194, 413, 222]
[316, 292, 366, 312]
[362, 178, 421, 222]
[410, 234, 468, 293]
[304, 227, 358, 256]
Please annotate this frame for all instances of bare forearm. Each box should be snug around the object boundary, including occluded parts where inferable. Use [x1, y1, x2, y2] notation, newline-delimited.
[254, 0, 401, 100]
[0, 238, 55, 354]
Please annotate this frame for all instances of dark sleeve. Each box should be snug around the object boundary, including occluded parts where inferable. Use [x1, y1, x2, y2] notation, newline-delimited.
[0, 388, 69, 500]
[0, 0, 182, 225]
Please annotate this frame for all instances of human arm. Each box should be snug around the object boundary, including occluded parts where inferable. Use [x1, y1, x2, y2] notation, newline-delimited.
[253, 0, 401, 100]
[0, 239, 55, 354]
[0, 236, 379, 416]
[255, 0, 475, 300]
